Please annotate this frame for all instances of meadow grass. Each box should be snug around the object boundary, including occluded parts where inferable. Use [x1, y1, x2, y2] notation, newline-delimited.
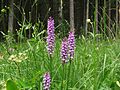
[0, 37, 120, 90]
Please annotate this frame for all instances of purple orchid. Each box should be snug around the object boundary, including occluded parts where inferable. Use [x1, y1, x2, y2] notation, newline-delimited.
[68, 31, 75, 59]
[47, 17, 55, 55]
[61, 37, 68, 64]
[43, 72, 51, 90]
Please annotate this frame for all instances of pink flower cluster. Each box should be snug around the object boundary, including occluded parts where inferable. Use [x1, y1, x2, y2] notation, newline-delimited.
[47, 17, 55, 55]
[68, 31, 75, 59]
[43, 72, 51, 90]
[61, 37, 69, 63]
[61, 31, 75, 63]
[44, 17, 75, 89]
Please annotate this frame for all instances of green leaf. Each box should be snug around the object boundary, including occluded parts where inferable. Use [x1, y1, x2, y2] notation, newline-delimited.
[6, 80, 19, 90]
[37, 30, 46, 37]
[116, 81, 120, 88]
[25, 23, 32, 30]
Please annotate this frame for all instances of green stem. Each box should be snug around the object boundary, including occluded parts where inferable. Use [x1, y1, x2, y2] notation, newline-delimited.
[67, 59, 72, 90]
[14, 62, 21, 77]
[32, 50, 37, 69]
[50, 55, 53, 78]
[49, 55, 53, 90]
[61, 64, 64, 90]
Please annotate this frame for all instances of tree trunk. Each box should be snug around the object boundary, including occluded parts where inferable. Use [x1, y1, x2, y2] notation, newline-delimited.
[116, 0, 118, 37]
[95, 0, 98, 34]
[103, 0, 106, 38]
[59, 0, 63, 22]
[29, 12, 31, 39]
[85, 0, 89, 36]
[108, 0, 111, 37]
[8, 0, 14, 33]
[70, 0, 74, 31]
[119, 1, 120, 25]
[59, 0, 63, 35]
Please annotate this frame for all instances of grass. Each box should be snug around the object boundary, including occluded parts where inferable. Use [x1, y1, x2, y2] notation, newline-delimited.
[0, 37, 120, 90]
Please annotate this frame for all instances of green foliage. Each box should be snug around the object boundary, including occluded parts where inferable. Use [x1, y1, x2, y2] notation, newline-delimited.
[6, 79, 18, 90]
[56, 19, 70, 38]
[0, 37, 120, 89]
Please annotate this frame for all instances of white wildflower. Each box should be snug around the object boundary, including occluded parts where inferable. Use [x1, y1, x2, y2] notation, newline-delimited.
[8, 52, 28, 63]
[86, 19, 91, 23]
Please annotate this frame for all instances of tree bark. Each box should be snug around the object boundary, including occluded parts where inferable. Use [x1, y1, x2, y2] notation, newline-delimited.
[59, 0, 63, 35]
[116, 0, 118, 37]
[85, 0, 89, 36]
[108, 0, 111, 37]
[59, 0, 63, 21]
[70, 0, 74, 31]
[8, 0, 14, 33]
[95, 0, 98, 34]
[103, 0, 106, 38]
[119, 1, 120, 25]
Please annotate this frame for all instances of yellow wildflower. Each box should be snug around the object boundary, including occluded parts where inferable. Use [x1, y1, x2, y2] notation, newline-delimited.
[8, 52, 28, 63]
